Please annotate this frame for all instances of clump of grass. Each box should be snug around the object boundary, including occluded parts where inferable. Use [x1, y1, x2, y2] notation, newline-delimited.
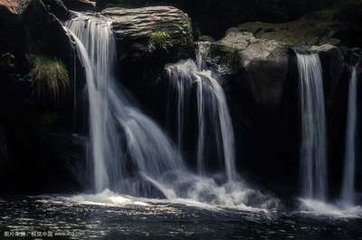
[221, 48, 241, 68]
[148, 31, 173, 52]
[30, 55, 70, 101]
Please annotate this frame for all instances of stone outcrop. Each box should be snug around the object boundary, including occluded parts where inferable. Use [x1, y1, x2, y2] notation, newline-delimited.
[103, 6, 192, 47]
[220, 31, 289, 108]
[235, 1, 362, 48]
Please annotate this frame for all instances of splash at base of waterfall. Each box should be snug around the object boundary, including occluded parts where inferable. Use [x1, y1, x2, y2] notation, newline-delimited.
[299, 198, 362, 218]
[65, 14, 279, 211]
[67, 187, 278, 212]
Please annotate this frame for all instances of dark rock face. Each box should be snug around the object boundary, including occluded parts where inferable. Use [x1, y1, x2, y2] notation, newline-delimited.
[207, 29, 362, 197]
[220, 31, 289, 108]
[21, 0, 72, 60]
[41, 0, 69, 20]
[0, 0, 85, 194]
[209, 32, 299, 196]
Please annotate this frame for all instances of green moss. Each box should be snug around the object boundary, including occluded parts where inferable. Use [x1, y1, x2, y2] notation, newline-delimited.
[30, 55, 70, 101]
[148, 31, 173, 52]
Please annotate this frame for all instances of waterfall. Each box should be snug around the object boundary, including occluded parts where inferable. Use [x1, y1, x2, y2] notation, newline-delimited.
[65, 14, 184, 196]
[341, 66, 358, 207]
[296, 53, 328, 200]
[196, 42, 211, 70]
[64, 15, 278, 209]
[167, 42, 237, 181]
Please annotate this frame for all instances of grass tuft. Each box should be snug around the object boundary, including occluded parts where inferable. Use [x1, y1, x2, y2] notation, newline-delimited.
[30, 55, 70, 102]
[148, 31, 173, 52]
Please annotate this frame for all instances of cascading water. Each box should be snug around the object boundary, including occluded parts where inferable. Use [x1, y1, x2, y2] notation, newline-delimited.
[167, 42, 237, 181]
[196, 42, 211, 70]
[341, 65, 358, 207]
[65, 15, 278, 209]
[296, 53, 328, 201]
[65, 14, 185, 196]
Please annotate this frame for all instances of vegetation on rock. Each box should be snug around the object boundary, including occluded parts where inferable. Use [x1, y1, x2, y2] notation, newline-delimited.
[148, 31, 173, 52]
[30, 55, 70, 101]
[220, 48, 241, 68]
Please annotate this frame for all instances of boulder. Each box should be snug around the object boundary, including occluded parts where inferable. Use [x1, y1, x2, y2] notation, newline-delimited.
[220, 31, 289, 108]
[103, 6, 192, 44]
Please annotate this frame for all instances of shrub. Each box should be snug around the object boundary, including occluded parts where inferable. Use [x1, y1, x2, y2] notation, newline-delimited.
[148, 31, 173, 52]
[30, 55, 70, 101]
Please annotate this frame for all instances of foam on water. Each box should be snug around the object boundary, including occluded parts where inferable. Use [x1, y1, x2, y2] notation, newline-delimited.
[64, 13, 280, 212]
[65, 189, 274, 212]
[299, 198, 362, 218]
[68, 190, 150, 207]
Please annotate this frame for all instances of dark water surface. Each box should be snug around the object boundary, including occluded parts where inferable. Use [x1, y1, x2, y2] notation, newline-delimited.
[0, 194, 361, 240]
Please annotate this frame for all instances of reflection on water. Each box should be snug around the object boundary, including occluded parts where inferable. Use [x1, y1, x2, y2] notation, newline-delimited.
[0, 193, 361, 240]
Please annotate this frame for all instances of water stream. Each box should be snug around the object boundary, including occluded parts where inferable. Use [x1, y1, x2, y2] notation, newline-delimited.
[296, 53, 328, 201]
